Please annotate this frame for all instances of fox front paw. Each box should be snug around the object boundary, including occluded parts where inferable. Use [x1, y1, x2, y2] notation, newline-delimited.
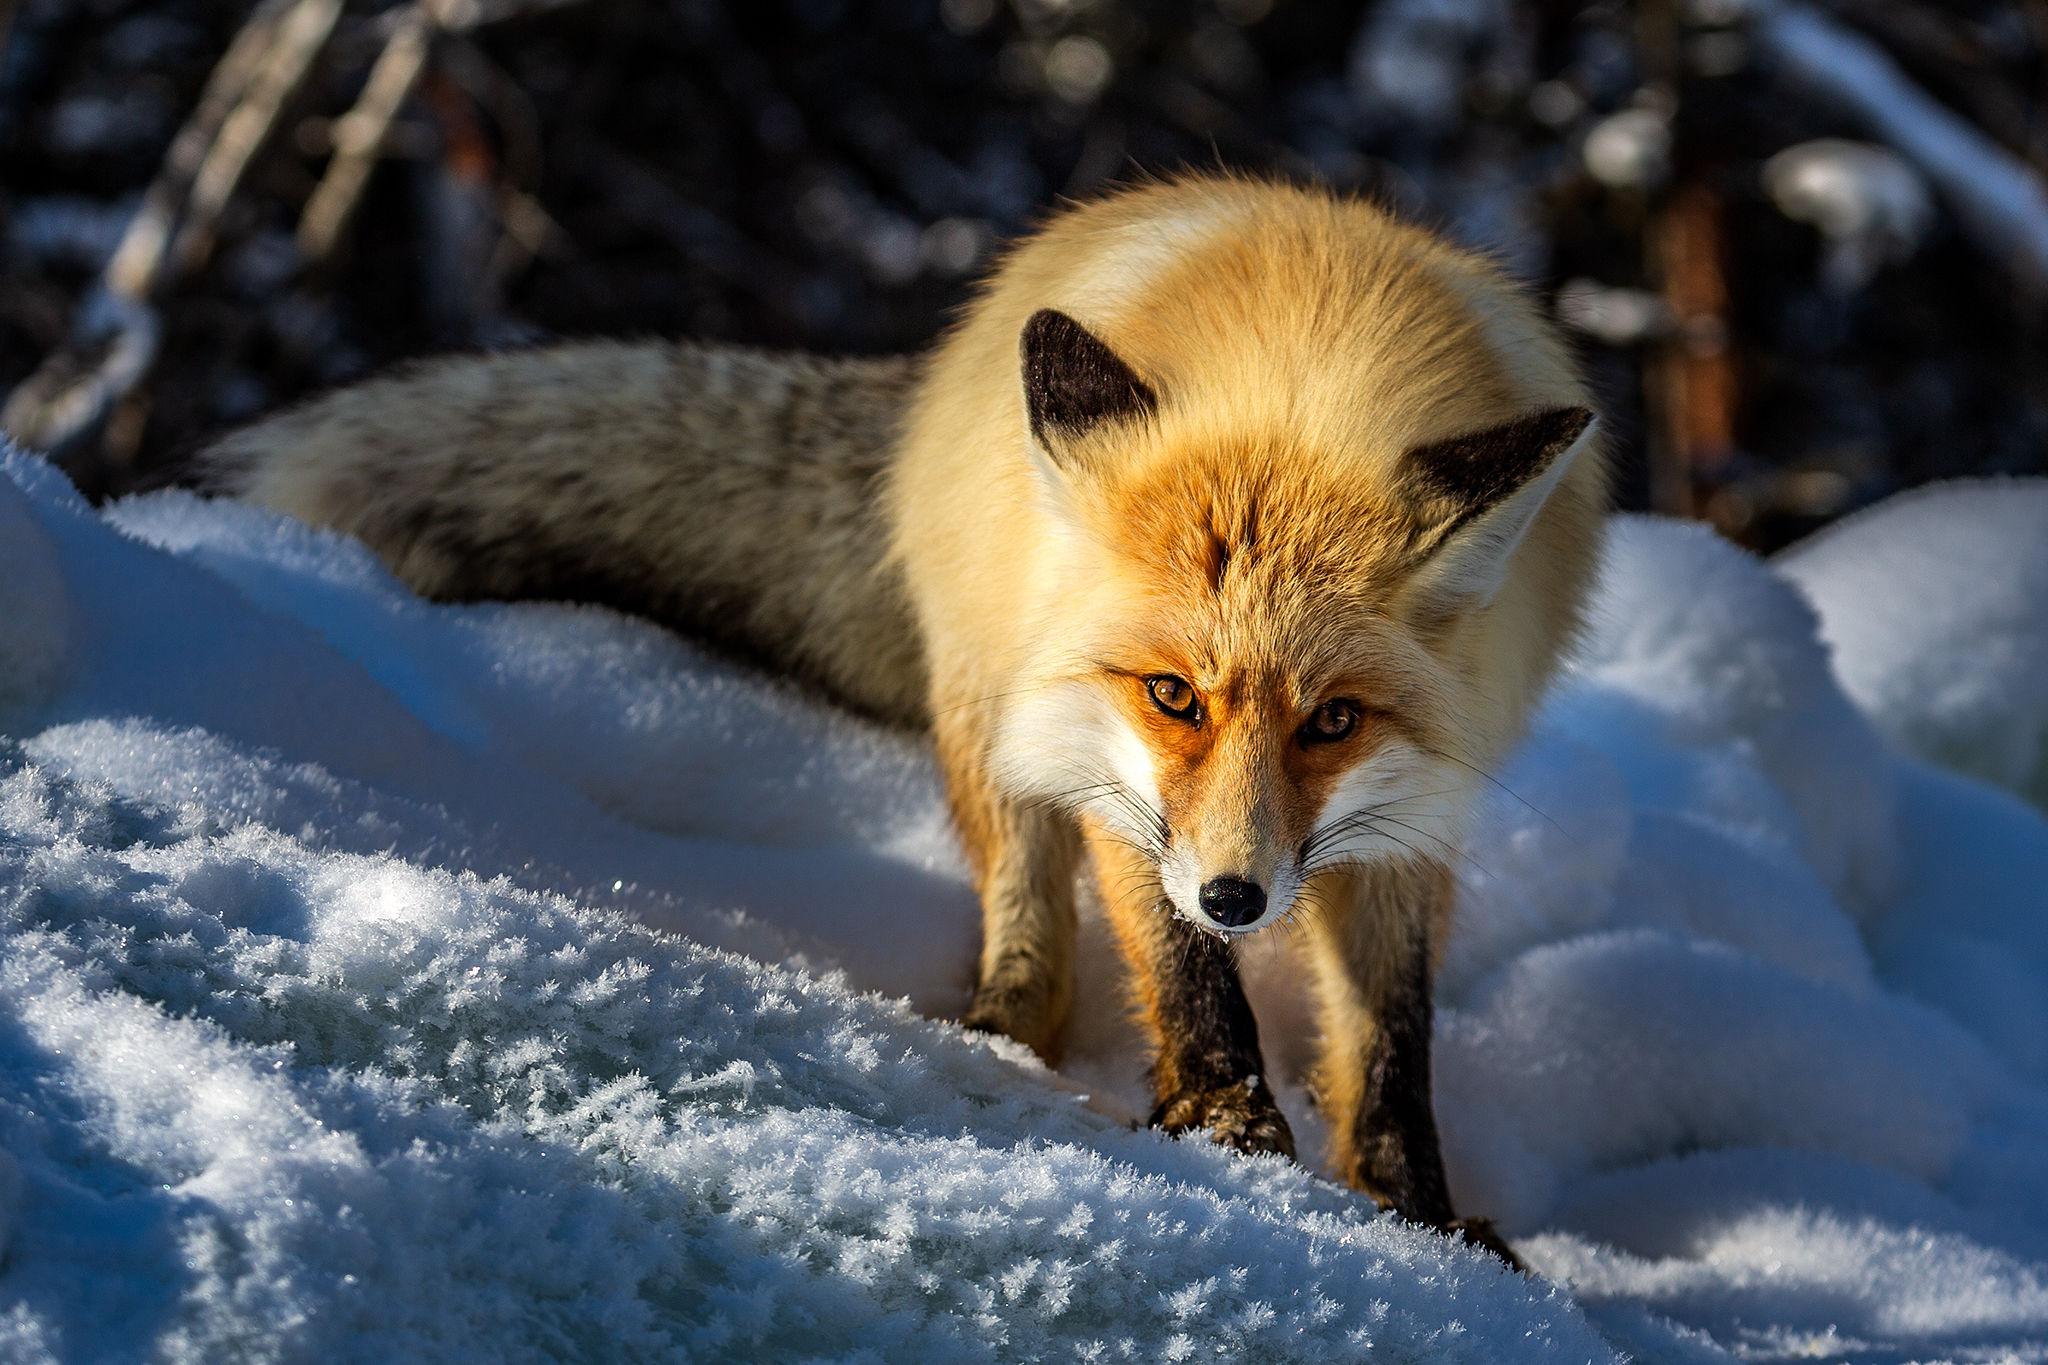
[961, 975, 1067, 1063]
[1150, 1076, 1297, 1160]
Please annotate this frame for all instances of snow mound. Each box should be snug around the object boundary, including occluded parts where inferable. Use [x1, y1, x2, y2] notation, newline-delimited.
[4, 445, 2048, 1362]
[1428, 512, 2048, 1365]
[1776, 477, 2048, 811]
[0, 766, 1596, 1363]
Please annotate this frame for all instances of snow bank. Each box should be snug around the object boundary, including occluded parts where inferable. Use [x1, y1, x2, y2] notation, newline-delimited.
[1776, 478, 2048, 810]
[3, 445, 2048, 1362]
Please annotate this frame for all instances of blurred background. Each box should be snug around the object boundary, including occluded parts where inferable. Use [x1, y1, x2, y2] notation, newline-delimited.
[0, 0, 2042, 548]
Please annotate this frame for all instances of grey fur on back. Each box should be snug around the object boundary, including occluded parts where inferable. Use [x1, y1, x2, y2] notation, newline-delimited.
[202, 340, 930, 726]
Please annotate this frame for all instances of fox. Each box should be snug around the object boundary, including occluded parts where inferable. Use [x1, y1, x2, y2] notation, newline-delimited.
[202, 174, 1604, 1265]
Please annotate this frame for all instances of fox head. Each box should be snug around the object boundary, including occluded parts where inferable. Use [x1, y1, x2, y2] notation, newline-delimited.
[988, 304, 1598, 937]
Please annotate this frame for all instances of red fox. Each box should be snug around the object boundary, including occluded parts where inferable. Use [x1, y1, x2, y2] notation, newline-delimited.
[204, 175, 1604, 1264]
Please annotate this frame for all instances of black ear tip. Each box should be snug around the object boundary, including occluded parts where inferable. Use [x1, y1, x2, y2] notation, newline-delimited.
[1019, 310, 1081, 373]
[1019, 307, 1157, 448]
[1021, 308, 1079, 347]
[1022, 310, 1106, 371]
[1400, 404, 1599, 516]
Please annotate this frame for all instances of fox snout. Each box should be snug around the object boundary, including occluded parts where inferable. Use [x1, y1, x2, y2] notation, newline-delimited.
[1157, 825, 1301, 936]
[1197, 876, 1266, 928]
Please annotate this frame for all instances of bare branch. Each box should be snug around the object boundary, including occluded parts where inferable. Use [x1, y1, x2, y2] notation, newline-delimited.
[2, 0, 341, 465]
[170, 0, 345, 277]
[296, 3, 439, 267]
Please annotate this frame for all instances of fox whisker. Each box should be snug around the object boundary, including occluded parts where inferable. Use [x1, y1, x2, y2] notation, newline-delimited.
[1034, 771, 1169, 862]
[1302, 811, 1495, 880]
[1413, 741, 1578, 848]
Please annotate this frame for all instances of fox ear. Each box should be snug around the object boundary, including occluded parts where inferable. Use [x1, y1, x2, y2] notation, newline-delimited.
[1020, 309, 1157, 461]
[1402, 406, 1598, 612]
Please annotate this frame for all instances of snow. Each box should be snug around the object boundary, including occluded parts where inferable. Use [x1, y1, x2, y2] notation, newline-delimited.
[1582, 108, 1672, 191]
[2, 447, 2047, 1362]
[1776, 479, 2048, 812]
[1554, 278, 1673, 347]
[1763, 140, 1932, 291]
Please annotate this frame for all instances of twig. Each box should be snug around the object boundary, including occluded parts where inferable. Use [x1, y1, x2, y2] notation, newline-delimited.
[104, 0, 295, 300]
[297, 3, 439, 266]
[1834, 0, 2045, 178]
[170, 0, 345, 277]
[416, 68, 508, 342]
[436, 34, 563, 281]
[438, 37, 544, 193]
[296, 0, 594, 267]
[0, 300, 159, 463]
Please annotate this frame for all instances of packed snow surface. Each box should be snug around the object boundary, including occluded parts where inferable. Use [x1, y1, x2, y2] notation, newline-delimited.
[1, 446, 2046, 1363]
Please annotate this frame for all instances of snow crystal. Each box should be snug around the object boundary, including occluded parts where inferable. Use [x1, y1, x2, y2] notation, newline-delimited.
[0, 749, 1601, 1363]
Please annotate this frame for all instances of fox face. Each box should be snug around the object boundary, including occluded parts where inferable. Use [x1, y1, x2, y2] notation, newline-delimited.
[1068, 621, 1471, 937]
[989, 308, 1594, 936]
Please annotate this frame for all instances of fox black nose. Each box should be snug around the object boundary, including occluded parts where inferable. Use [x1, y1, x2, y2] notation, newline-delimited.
[1198, 877, 1267, 928]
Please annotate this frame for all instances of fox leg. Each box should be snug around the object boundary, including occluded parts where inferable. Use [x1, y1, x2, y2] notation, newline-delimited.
[1304, 860, 1520, 1266]
[940, 712, 1080, 1062]
[1089, 829, 1295, 1158]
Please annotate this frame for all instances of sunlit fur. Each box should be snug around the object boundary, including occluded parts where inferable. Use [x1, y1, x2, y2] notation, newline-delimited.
[893, 174, 1605, 937]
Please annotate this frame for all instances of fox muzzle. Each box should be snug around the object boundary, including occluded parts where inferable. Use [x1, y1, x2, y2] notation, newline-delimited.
[1197, 876, 1267, 929]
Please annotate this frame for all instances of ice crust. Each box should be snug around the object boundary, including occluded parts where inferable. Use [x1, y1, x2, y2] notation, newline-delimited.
[2, 446, 2046, 1362]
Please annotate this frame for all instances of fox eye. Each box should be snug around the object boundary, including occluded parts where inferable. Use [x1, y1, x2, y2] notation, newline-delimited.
[1146, 675, 1199, 720]
[1302, 699, 1361, 745]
